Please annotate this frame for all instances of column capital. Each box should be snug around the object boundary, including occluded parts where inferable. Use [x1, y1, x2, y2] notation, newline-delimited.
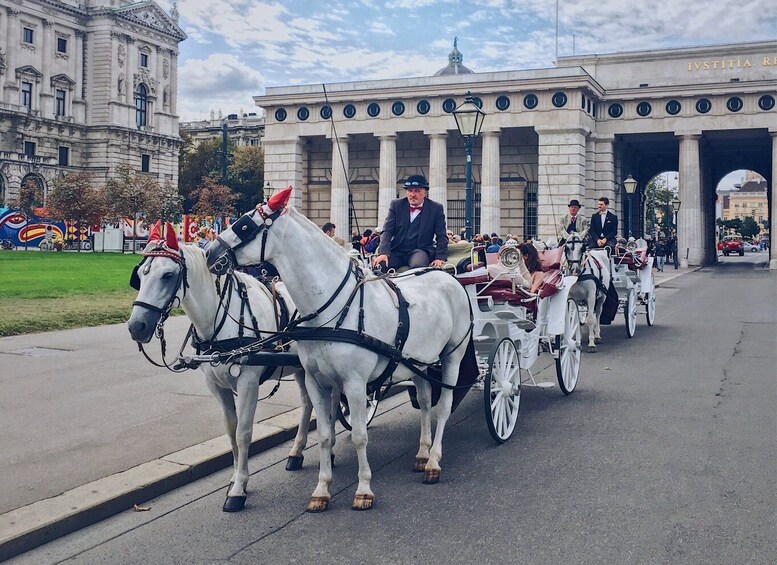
[326, 133, 350, 142]
[6, 7, 19, 17]
[480, 129, 501, 137]
[424, 131, 448, 139]
[675, 131, 703, 140]
[769, 129, 777, 138]
[376, 133, 397, 140]
[534, 125, 591, 137]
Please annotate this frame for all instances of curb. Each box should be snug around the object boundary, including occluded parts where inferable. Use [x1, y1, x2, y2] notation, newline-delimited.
[0, 407, 313, 562]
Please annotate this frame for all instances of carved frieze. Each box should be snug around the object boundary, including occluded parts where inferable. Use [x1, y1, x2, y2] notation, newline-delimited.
[133, 67, 156, 94]
[117, 43, 125, 67]
[163, 57, 169, 78]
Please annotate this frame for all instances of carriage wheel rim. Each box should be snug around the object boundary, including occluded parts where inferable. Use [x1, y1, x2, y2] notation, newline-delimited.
[485, 339, 520, 441]
[646, 292, 656, 326]
[558, 300, 581, 392]
[626, 289, 637, 337]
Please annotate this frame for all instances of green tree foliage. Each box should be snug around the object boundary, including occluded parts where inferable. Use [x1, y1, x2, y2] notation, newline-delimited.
[178, 135, 223, 211]
[192, 176, 237, 219]
[11, 177, 44, 220]
[103, 163, 161, 252]
[46, 172, 105, 248]
[229, 146, 264, 213]
[147, 181, 184, 224]
[740, 216, 761, 239]
[717, 218, 743, 237]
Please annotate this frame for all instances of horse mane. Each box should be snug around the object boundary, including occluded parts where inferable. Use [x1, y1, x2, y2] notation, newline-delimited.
[287, 208, 354, 255]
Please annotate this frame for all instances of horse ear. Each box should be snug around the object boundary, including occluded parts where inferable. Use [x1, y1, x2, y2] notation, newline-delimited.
[148, 220, 162, 241]
[267, 186, 293, 212]
[164, 222, 178, 250]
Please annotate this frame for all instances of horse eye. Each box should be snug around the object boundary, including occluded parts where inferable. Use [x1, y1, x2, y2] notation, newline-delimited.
[162, 272, 174, 279]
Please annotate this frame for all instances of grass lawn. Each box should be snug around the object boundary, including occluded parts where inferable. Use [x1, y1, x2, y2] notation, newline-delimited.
[0, 250, 145, 336]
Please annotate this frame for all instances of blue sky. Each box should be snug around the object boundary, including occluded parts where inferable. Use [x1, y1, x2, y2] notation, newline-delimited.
[160, 0, 776, 123]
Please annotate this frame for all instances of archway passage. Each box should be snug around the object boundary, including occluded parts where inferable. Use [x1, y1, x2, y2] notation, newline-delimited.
[715, 169, 769, 259]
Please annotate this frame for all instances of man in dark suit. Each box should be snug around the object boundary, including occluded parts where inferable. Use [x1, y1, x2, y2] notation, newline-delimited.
[589, 196, 618, 249]
[372, 174, 448, 270]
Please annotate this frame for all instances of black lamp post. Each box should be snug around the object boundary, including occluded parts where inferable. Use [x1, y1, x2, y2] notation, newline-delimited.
[452, 91, 486, 241]
[624, 173, 637, 238]
[671, 196, 681, 269]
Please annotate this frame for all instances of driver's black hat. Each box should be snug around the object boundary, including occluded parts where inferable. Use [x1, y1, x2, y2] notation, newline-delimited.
[404, 175, 429, 189]
[568, 199, 581, 207]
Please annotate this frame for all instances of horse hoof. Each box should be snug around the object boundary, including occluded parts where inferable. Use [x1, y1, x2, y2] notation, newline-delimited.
[223, 495, 247, 512]
[423, 469, 441, 484]
[413, 457, 428, 472]
[306, 496, 331, 513]
[594, 337, 602, 344]
[351, 493, 374, 511]
[285, 455, 304, 471]
[587, 346, 597, 353]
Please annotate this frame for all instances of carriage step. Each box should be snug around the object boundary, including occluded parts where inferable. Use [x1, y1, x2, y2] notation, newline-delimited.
[523, 381, 555, 388]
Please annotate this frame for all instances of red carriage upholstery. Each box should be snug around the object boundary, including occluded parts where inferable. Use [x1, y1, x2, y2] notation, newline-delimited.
[615, 249, 648, 272]
[457, 269, 563, 320]
[539, 247, 564, 271]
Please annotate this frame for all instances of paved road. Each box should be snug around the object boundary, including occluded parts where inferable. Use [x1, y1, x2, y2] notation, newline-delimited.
[12, 259, 776, 564]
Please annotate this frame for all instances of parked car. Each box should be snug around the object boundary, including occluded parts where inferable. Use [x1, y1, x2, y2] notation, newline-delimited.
[721, 235, 745, 256]
[743, 241, 759, 252]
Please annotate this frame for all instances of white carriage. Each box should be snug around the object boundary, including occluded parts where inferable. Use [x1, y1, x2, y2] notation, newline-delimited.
[608, 238, 657, 337]
[453, 243, 582, 443]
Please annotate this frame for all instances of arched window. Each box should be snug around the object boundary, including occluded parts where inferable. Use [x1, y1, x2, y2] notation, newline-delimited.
[135, 84, 148, 128]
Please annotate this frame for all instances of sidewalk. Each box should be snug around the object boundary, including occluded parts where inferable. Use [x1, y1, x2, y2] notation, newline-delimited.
[0, 265, 698, 561]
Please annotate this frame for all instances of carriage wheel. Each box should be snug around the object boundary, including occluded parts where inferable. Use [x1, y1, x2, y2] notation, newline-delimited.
[337, 388, 380, 431]
[625, 287, 637, 338]
[555, 299, 581, 395]
[645, 291, 656, 326]
[483, 338, 521, 443]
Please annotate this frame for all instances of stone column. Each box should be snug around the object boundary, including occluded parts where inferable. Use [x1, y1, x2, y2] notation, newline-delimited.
[770, 131, 777, 269]
[41, 20, 53, 81]
[480, 130, 501, 236]
[427, 132, 448, 217]
[330, 135, 350, 234]
[677, 133, 704, 267]
[536, 126, 588, 242]
[170, 51, 178, 115]
[593, 134, 616, 213]
[263, 138, 305, 209]
[5, 9, 19, 90]
[75, 31, 85, 100]
[377, 134, 397, 228]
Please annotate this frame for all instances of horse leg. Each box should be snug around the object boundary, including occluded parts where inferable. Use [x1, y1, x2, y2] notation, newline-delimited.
[286, 369, 312, 471]
[342, 379, 374, 510]
[593, 296, 604, 344]
[424, 359, 461, 485]
[586, 290, 598, 352]
[205, 377, 242, 508]
[411, 376, 433, 473]
[304, 374, 335, 512]
[222, 373, 261, 512]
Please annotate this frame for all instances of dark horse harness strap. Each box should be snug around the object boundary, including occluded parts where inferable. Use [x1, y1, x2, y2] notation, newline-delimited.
[576, 255, 609, 296]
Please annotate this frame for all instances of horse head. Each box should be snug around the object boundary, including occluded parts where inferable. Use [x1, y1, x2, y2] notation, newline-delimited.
[564, 232, 588, 276]
[206, 186, 292, 274]
[127, 221, 187, 343]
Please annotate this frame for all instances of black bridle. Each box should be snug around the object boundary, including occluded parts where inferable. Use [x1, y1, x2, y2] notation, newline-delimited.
[564, 235, 587, 276]
[211, 206, 284, 276]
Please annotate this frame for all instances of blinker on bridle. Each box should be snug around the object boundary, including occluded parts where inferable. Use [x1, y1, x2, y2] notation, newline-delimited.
[211, 205, 284, 275]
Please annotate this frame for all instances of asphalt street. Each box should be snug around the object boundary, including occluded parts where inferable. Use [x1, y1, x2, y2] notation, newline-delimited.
[11, 256, 776, 564]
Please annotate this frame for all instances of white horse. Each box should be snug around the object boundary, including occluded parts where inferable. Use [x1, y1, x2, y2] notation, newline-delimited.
[565, 233, 612, 352]
[127, 222, 314, 512]
[206, 188, 475, 512]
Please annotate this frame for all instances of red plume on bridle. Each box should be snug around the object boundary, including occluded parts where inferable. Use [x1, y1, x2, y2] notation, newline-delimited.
[267, 186, 293, 211]
[148, 220, 162, 241]
[164, 222, 179, 250]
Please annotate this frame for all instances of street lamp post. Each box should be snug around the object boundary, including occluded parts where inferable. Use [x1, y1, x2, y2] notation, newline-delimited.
[624, 173, 637, 238]
[452, 91, 486, 241]
[672, 196, 681, 269]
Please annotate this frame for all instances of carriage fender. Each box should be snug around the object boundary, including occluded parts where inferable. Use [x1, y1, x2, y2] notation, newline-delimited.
[546, 276, 576, 335]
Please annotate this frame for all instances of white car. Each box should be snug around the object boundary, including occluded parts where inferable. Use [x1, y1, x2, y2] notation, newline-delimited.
[743, 242, 760, 252]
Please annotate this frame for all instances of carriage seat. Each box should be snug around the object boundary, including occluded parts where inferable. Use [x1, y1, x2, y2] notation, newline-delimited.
[474, 269, 563, 320]
[615, 249, 648, 272]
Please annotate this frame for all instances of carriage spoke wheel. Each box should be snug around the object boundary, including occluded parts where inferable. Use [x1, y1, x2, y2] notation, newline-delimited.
[555, 299, 581, 394]
[625, 288, 637, 338]
[337, 388, 380, 431]
[645, 291, 656, 326]
[483, 338, 521, 443]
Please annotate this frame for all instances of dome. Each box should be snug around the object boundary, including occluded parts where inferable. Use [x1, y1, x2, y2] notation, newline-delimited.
[434, 37, 474, 76]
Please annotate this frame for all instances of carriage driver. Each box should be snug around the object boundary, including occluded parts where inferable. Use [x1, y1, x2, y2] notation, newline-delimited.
[557, 199, 590, 244]
[372, 174, 448, 270]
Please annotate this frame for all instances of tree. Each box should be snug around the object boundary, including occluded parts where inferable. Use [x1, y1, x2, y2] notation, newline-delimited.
[179, 136, 222, 212]
[192, 176, 237, 219]
[229, 146, 264, 213]
[46, 172, 105, 251]
[9, 177, 44, 250]
[740, 216, 760, 239]
[147, 180, 184, 225]
[103, 163, 161, 253]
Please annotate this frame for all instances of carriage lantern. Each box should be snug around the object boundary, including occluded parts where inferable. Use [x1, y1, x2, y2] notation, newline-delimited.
[453, 92, 486, 241]
[623, 174, 638, 238]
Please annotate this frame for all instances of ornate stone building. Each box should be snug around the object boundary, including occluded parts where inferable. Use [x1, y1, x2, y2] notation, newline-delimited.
[180, 111, 265, 149]
[0, 0, 186, 205]
[257, 40, 777, 267]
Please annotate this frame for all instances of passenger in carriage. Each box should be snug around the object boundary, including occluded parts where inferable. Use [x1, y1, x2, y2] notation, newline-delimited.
[487, 241, 545, 294]
[372, 174, 448, 270]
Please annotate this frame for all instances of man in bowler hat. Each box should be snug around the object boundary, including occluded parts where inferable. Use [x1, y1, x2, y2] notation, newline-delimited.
[372, 174, 448, 270]
[557, 199, 589, 244]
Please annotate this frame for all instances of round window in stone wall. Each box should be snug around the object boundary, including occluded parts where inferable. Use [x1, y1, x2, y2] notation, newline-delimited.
[608, 103, 623, 118]
[726, 96, 743, 112]
[471, 96, 483, 109]
[320, 105, 332, 119]
[523, 93, 538, 109]
[665, 100, 682, 115]
[551, 92, 568, 108]
[392, 101, 405, 116]
[758, 94, 775, 111]
[297, 107, 309, 121]
[417, 99, 431, 115]
[343, 104, 356, 118]
[274, 108, 287, 122]
[695, 98, 712, 114]
[636, 101, 652, 117]
[442, 98, 457, 113]
[367, 102, 380, 117]
[495, 95, 510, 111]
